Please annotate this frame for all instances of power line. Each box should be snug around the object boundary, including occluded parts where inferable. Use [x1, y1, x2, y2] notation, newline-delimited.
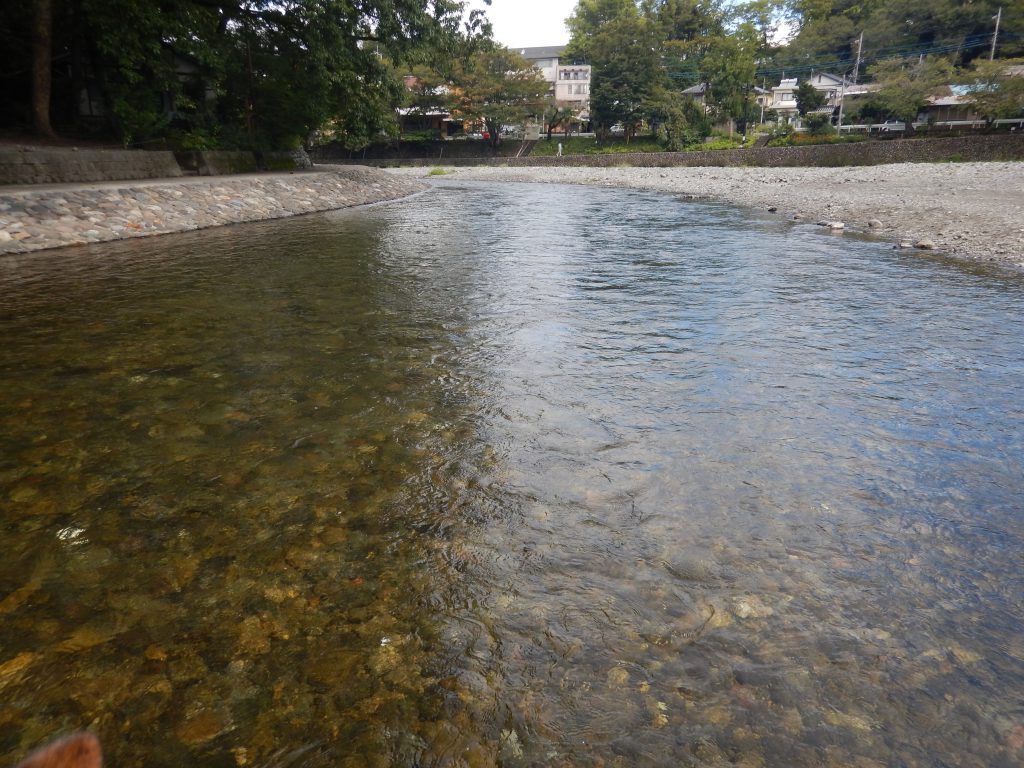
[659, 28, 1020, 86]
[749, 32, 1018, 79]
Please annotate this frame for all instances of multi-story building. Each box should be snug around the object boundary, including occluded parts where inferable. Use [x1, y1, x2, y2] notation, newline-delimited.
[770, 72, 848, 125]
[517, 46, 592, 130]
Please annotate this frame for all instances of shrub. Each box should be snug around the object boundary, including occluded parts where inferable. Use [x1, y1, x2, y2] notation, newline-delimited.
[805, 114, 835, 136]
[695, 136, 744, 151]
[531, 135, 663, 156]
[401, 129, 441, 143]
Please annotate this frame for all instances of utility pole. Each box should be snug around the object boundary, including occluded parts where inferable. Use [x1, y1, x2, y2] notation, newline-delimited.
[852, 32, 864, 84]
[837, 74, 846, 132]
[990, 7, 1002, 61]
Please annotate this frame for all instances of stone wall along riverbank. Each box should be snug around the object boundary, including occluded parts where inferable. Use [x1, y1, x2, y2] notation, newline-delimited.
[0, 166, 425, 255]
[351, 133, 1024, 169]
[0, 147, 183, 184]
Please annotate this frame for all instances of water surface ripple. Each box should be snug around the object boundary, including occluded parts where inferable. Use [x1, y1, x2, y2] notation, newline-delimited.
[1, 182, 1023, 767]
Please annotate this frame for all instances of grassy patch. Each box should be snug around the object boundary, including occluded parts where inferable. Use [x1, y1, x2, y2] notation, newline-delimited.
[532, 136, 665, 156]
[427, 167, 452, 176]
[697, 136, 745, 151]
[766, 133, 868, 147]
[531, 134, 748, 156]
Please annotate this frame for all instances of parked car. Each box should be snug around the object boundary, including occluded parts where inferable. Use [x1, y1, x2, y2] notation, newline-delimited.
[879, 120, 905, 132]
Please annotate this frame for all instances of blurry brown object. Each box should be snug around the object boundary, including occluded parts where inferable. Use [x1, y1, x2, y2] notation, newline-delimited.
[14, 733, 101, 768]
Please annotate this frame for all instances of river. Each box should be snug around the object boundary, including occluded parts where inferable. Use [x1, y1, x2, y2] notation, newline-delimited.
[1, 181, 1022, 767]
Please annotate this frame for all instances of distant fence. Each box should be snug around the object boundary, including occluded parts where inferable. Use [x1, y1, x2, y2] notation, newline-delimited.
[330, 133, 1024, 169]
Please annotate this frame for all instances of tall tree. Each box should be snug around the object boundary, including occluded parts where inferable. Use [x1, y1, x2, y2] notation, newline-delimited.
[795, 79, 826, 114]
[451, 46, 548, 151]
[644, 0, 724, 43]
[960, 57, 1024, 125]
[781, 0, 1022, 72]
[4, 0, 493, 147]
[564, 0, 640, 60]
[701, 33, 758, 128]
[865, 56, 955, 127]
[588, 13, 666, 139]
[31, 0, 56, 138]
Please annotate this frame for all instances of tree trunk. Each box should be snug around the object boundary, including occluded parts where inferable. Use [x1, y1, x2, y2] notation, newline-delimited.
[32, 0, 56, 138]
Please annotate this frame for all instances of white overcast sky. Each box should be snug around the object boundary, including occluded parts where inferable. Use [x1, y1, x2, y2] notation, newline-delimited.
[468, 0, 578, 48]
[468, 2, 796, 48]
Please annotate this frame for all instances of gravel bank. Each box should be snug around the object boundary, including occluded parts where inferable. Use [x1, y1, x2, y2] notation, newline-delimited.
[390, 163, 1024, 267]
[0, 165, 425, 254]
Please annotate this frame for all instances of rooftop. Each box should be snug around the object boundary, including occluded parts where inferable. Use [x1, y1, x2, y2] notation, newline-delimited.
[518, 46, 566, 60]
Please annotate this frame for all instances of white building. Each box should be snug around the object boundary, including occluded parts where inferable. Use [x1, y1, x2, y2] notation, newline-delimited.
[770, 78, 799, 122]
[770, 72, 849, 125]
[518, 46, 592, 126]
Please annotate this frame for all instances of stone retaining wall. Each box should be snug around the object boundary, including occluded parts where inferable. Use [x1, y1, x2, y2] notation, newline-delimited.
[0, 148, 183, 185]
[348, 133, 1024, 169]
[0, 166, 424, 254]
[313, 139, 534, 162]
[175, 150, 260, 176]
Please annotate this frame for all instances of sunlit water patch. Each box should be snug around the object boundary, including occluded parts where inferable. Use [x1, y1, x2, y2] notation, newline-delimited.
[1, 182, 1023, 767]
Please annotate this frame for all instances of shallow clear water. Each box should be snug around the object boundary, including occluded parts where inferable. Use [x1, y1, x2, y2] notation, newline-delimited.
[1, 181, 1023, 768]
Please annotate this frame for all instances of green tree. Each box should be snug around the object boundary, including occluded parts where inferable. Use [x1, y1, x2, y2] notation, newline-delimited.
[2, 0, 493, 146]
[400, 66, 455, 139]
[451, 46, 548, 151]
[865, 57, 954, 128]
[642, 0, 724, 42]
[31, 0, 56, 138]
[565, 0, 640, 60]
[795, 79, 826, 114]
[588, 13, 666, 139]
[543, 98, 583, 139]
[736, 0, 783, 57]
[804, 112, 834, 134]
[781, 0, 1023, 72]
[960, 58, 1024, 124]
[701, 34, 758, 129]
[647, 86, 707, 148]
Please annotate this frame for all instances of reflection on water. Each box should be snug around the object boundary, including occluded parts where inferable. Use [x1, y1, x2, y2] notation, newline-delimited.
[1, 182, 1023, 767]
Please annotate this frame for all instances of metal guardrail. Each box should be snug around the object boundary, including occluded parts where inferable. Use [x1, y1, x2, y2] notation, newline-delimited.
[838, 119, 1024, 132]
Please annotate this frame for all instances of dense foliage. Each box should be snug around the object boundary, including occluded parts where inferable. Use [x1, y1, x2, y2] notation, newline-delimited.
[0, 0, 492, 148]
[3, 0, 1022, 147]
[780, 0, 1023, 77]
[566, 0, 1022, 139]
[449, 48, 549, 150]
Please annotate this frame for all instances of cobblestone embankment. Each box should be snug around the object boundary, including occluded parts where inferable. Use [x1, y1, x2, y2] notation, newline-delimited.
[0, 166, 425, 255]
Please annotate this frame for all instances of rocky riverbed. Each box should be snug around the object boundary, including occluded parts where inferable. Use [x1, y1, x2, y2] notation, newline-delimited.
[390, 162, 1024, 267]
[0, 166, 425, 254]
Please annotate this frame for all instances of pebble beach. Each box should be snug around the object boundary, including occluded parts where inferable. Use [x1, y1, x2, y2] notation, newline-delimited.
[391, 162, 1024, 267]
